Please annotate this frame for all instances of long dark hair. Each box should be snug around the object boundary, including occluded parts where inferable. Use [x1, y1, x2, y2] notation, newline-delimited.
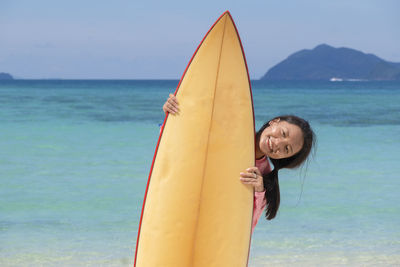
[255, 115, 316, 220]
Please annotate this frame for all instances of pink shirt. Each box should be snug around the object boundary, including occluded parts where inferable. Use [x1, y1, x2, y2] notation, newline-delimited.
[251, 156, 271, 233]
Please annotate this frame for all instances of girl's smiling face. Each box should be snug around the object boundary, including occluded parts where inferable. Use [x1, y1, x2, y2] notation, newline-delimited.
[259, 119, 304, 159]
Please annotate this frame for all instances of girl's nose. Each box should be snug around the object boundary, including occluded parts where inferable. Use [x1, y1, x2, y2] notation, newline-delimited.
[274, 138, 286, 153]
[271, 137, 280, 152]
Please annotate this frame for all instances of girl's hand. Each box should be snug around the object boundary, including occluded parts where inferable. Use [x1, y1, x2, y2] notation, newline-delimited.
[163, 94, 180, 115]
[240, 167, 264, 192]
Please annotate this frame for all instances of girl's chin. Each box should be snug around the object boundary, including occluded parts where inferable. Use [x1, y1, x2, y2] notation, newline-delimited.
[259, 146, 272, 158]
[260, 145, 278, 159]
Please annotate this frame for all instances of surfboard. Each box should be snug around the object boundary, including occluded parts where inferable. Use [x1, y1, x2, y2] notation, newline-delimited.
[134, 11, 255, 267]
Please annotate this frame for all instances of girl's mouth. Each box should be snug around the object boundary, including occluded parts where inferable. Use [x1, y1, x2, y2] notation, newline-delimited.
[267, 137, 273, 153]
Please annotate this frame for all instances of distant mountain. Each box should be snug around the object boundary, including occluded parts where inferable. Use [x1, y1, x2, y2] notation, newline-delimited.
[261, 44, 400, 81]
[0, 72, 14, 80]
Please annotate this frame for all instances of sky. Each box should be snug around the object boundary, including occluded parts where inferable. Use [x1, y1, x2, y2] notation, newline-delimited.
[1, 0, 399, 79]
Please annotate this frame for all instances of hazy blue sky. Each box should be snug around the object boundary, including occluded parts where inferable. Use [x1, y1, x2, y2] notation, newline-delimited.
[1, 0, 399, 79]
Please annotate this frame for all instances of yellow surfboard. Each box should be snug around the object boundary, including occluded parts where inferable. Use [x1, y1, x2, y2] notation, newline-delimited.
[135, 11, 255, 267]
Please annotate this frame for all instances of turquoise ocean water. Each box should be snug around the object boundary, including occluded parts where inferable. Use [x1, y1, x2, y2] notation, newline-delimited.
[1, 80, 399, 266]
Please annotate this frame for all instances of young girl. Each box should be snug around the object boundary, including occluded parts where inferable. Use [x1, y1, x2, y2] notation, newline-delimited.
[163, 94, 316, 232]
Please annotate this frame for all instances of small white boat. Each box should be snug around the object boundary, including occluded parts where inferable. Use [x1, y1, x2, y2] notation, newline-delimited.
[330, 77, 343, 82]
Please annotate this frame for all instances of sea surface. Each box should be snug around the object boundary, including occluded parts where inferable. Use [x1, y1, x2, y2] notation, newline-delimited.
[1, 80, 399, 266]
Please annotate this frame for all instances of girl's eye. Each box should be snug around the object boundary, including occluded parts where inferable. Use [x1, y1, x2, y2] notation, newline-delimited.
[286, 146, 289, 154]
[282, 130, 286, 137]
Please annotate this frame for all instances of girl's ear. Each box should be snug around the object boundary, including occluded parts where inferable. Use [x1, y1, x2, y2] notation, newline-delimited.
[269, 118, 280, 125]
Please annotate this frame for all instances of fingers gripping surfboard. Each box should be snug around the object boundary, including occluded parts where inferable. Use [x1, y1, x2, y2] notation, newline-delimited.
[134, 11, 255, 267]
